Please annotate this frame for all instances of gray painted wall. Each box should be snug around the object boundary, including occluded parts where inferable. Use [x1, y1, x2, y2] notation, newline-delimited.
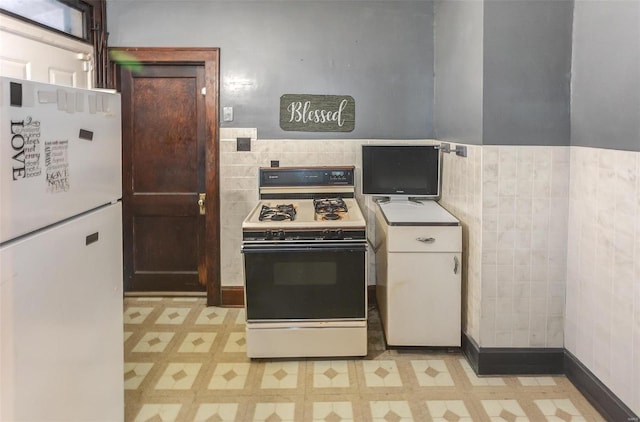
[483, 0, 573, 146]
[107, 0, 638, 151]
[106, 0, 435, 139]
[571, 0, 640, 152]
[434, 0, 483, 145]
[433, 0, 573, 147]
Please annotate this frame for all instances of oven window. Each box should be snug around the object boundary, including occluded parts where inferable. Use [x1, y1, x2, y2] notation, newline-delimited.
[274, 261, 336, 286]
[243, 246, 366, 320]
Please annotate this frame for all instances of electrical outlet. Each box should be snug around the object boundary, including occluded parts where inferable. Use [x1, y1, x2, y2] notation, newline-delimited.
[237, 137, 250, 151]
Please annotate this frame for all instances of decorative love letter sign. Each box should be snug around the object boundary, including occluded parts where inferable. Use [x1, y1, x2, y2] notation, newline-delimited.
[279, 94, 355, 132]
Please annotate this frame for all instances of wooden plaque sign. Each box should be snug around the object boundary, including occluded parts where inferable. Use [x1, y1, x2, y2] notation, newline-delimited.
[279, 94, 355, 132]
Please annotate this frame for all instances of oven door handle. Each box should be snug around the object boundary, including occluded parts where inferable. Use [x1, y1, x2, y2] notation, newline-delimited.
[241, 243, 367, 254]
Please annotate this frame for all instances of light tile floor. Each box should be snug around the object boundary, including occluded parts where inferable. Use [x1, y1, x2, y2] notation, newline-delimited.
[124, 297, 605, 421]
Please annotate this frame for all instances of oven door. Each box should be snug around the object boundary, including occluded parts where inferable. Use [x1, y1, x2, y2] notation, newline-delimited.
[241, 242, 366, 321]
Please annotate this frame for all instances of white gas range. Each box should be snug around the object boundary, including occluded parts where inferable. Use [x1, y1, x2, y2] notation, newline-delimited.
[241, 166, 368, 358]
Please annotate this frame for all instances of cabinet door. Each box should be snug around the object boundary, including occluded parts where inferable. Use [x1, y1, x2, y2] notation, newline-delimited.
[0, 14, 93, 88]
[385, 252, 461, 346]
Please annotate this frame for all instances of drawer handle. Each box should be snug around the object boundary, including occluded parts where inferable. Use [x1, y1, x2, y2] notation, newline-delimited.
[453, 256, 459, 274]
[416, 237, 436, 244]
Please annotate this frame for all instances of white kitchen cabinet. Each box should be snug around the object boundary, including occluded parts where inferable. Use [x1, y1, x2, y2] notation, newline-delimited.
[374, 200, 462, 346]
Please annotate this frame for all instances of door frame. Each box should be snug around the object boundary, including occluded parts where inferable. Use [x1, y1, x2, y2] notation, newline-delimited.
[109, 47, 221, 306]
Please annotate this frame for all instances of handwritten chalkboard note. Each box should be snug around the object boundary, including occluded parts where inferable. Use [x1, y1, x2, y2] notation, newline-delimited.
[280, 94, 355, 132]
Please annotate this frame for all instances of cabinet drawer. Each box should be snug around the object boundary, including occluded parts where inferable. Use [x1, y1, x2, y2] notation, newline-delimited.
[387, 225, 461, 252]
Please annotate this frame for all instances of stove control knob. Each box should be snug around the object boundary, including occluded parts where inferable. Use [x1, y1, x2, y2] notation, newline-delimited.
[276, 230, 286, 240]
[322, 229, 344, 240]
[265, 230, 273, 240]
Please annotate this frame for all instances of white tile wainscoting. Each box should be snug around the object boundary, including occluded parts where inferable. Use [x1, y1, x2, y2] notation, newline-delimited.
[480, 146, 570, 349]
[565, 146, 640, 415]
[440, 144, 571, 349]
[440, 142, 639, 416]
[439, 144, 483, 346]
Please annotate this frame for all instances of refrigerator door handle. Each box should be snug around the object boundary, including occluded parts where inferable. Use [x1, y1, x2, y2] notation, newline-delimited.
[85, 232, 99, 245]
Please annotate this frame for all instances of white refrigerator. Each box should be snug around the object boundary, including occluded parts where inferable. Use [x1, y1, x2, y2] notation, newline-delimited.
[0, 77, 123, 421]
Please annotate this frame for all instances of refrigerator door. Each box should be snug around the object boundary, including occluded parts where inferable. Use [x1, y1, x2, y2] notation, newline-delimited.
[0, 77, 122, 243]
[0, 202, 123, 421]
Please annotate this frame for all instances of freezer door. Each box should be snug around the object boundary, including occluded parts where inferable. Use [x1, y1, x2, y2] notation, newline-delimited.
[0, 203, 123, 421]
[1, 77, 122, 243]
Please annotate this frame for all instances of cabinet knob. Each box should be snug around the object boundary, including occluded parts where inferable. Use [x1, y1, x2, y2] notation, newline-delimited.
[416, 237, 435, 244]
[453, 256, 460, 274]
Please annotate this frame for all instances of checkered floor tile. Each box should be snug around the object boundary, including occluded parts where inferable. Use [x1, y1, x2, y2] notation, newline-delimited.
[124, 297, 605, 421]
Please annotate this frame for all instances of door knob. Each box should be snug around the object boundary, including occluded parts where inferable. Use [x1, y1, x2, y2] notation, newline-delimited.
[198, 193, 206, 215]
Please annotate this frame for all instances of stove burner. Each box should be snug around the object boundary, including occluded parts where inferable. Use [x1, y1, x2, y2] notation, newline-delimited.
[259, 204, 296, 222]
[323, 213, 340, 221]
[314, 198, 348, 215]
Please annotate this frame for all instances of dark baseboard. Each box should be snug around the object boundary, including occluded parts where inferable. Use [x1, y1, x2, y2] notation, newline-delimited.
[461, 333, 480, 373]
[564, 350, 638, 422]
[462, 333, 638, 421]
[462, 333, 564, 375]
[220, 286, 244, 307]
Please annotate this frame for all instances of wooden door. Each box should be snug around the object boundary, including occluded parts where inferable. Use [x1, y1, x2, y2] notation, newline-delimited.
[115, 48, 220, 305]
